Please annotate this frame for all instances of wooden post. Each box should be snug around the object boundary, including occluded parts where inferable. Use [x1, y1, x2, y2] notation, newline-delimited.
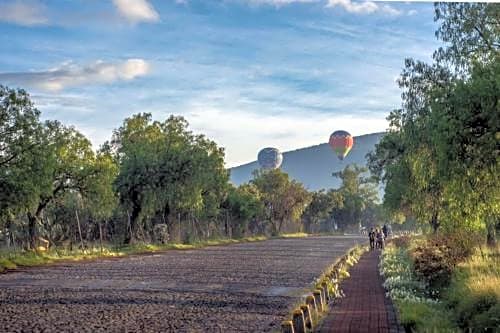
[98, 220, 104, 252]
[305, 295, 318, 321]
[300, 304, 313, 331]
[281, 320, 295, 333]
[75, 209, 84, 250]
[127, 209, 132, 242]
[292, 309, 306, 333]
[322, 281, 330, 302]
[313, 290, 324, 312]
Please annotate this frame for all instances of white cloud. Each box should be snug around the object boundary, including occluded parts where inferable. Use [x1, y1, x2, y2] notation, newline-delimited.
[112, 0, 159, 23]
[0, 0, 48, 26]
[326, 0, 400, 15]
[0, 59, 150, 92]
[407, 9, 418, 16]
[380, 4, 401, 16]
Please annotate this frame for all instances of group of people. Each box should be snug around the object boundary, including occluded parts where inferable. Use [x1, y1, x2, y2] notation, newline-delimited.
[368, 224, 389, 250]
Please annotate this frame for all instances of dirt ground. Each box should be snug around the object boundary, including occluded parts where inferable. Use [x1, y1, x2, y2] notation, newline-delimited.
[0, 235, 364, 332]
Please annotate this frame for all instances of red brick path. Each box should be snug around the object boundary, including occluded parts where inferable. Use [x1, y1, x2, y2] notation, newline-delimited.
[319, 250, 404, 333]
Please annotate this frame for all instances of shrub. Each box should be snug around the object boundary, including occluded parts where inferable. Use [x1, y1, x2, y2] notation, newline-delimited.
[380, 244, 456, 332]
[153, 224, 170, 244]
[411, 230, 482, 289]
[391, 235, 412, 248]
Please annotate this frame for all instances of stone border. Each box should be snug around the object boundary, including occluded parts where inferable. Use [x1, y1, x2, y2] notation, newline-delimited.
[280, 246, 366, 333]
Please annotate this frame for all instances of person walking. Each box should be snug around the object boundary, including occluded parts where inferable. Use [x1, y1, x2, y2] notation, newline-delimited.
[376, 228, 384, 249]
[382, 224, 388, 240]
[368, 227, 376, 250]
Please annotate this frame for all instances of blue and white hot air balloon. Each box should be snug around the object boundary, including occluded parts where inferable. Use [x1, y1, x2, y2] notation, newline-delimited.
[257, 147, 283, 170]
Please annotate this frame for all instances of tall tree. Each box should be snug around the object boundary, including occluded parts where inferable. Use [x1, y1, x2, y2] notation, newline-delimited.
[0, 86, 44, 226]
[25, 122, 98, 249]
[251, 169, 311, 235]
[368, 3, 499, 240]
[112, 113, 228, 243]
[301, 190, 343, 233]
[222, 184, 263, 238]
[332, 165, 378, 230]
[434, 2, 500, 72]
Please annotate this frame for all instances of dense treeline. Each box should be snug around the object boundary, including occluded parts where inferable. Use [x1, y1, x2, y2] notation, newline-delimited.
[0, 88, 377, 250]
[367, 3, 499, 244]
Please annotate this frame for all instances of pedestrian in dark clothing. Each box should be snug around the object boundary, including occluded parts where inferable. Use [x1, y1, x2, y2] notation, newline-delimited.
[382, 224, 388, 239]
[368, 228, 376, 250]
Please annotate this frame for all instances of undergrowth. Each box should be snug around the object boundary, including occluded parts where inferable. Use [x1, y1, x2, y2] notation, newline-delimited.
[0, 234, 297, 272]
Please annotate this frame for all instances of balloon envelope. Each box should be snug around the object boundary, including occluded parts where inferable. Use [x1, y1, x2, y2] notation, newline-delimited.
[257, 147, 283, 169]
[329, 130, 354, 160]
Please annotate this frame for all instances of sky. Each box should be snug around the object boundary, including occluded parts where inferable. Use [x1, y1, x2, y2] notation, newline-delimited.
[0, 0, 441, 167]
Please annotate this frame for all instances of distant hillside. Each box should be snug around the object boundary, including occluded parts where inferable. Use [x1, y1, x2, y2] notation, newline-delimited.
[229, 132, 385, 191]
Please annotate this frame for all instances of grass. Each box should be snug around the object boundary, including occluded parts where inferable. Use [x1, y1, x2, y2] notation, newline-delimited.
[0, 233, 303, 273]
[380, 243, 457, 332]
[382, 237, 500, 332]
[444, 245, 500, 330]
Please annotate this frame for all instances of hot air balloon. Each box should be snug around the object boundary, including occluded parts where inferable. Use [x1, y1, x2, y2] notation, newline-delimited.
[329, 130, 354, 160]
[258, 147, 283, 169]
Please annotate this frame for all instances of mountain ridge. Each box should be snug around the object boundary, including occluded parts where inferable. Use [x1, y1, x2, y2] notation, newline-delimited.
[229, 132, 385, 191]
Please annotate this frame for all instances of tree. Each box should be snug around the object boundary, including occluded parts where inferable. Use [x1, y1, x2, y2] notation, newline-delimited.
[0, 86, 44, 228]
[251, 169, 311, 235]
[222, 184, 263, 238]
[302, 190, 343, 233]
[368, 3, 499, 242]
[332, 164, 378, 230]
[434, 2, 499, 72]
[112, 113, 229, 243]
[429, 58, 499, 244]
[25, 121, 99, 249]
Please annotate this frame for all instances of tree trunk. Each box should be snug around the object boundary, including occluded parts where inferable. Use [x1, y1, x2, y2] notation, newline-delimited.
[225, 211, 230, 238]
[124, 205, 140, 244]
[430, 211, 440, 233]
[486, 217, 497, 247]
[99, 220, 104, 252]
[27, 212, 38, 250]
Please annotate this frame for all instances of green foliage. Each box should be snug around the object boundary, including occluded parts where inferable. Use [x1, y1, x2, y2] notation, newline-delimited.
[434, 3, 500, 72]
[445, 246, 500, 330]
[301, 189, 342, 233]
[396, 300, 457, 333]
[383, 238, 499, 332]
[367, 3, 499, 239]
[111, 113, 229, 243]
[412, 231, 483, 289]
[222, 184, 263, 238]
[331, 164, 378, 230]
[380, 243, 457, 332]
[251, 169, 311, 235]
[0, 86, 44, 222]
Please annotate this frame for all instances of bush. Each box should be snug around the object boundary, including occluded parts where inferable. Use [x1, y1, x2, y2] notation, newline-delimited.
[411, 230, 482, 289]
[153, 224, 170, 244]
[380, 244, 456, 332]
[391, 235, 412, 248]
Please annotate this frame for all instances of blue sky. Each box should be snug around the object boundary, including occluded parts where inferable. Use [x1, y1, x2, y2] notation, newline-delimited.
[0, 0, 440, 166]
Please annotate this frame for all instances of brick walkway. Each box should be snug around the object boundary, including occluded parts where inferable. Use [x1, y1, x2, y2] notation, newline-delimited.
[319, 250, 404, 333]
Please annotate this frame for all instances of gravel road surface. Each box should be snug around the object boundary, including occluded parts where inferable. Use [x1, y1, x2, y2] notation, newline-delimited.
[0, 235, 364, 332]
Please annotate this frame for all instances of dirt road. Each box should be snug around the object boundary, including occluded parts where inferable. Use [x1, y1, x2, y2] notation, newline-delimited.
[0, 236, 364, 332]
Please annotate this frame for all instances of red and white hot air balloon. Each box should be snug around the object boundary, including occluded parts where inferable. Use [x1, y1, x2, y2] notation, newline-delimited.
[329, 130, 354, 160]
